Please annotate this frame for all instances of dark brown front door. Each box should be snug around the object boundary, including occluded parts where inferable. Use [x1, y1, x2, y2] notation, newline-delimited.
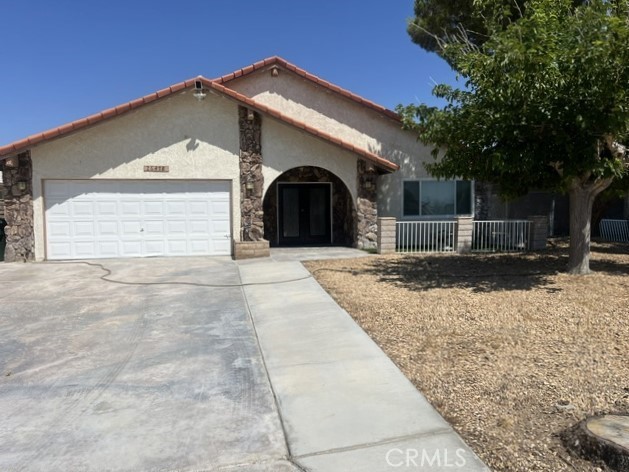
[278, 183, 331, 245]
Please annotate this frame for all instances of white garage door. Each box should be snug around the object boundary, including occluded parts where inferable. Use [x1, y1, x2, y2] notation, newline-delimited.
[44, 180, 231, 260]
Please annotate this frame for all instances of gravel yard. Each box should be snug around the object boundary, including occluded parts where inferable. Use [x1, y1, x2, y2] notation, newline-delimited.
[304, 240, 629, 472]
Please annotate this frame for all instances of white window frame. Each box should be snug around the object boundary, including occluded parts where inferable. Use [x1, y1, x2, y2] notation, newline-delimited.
[401, 178, 475, 220]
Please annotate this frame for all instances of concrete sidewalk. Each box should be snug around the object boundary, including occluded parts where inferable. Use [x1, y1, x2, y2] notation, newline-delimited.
[238, 256, 489, 471]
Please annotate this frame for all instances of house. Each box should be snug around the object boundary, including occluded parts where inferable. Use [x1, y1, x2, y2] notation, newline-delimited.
[0, 56, 477, 262]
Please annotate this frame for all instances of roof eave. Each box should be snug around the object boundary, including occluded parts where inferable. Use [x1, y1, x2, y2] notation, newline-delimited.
[213, 56, 402, 124]
[0, 76, 399, 173]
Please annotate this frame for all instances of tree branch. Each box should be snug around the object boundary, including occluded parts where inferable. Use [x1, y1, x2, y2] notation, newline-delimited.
[589, 177, 614, 196]
[513, 0, 524, 19]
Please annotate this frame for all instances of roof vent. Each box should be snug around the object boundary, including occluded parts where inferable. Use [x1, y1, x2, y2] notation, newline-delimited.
[193, 80, 207, 101]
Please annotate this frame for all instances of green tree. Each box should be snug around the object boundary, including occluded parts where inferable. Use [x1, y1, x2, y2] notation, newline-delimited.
[407, 0, 617, 55]
[400, 0, 629, 274]
[407, 0, 526, 56]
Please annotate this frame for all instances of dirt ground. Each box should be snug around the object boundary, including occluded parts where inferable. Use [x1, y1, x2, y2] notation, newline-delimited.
[304, 240, 629, 472]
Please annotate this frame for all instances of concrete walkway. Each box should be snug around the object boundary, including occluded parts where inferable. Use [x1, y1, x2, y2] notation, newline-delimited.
[238, 251, 489, 471]
[0, 250, 488, 471]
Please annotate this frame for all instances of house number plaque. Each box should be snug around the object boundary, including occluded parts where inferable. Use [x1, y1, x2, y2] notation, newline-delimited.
[144, 165, 169, 173]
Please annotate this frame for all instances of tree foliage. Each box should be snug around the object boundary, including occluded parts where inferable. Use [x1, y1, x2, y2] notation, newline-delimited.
[400, 0, 629, 273]
[407, 0, 618, 56]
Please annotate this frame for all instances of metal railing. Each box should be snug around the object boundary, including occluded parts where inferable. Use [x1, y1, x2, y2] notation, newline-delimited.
[472, 220, 530, 253]
[396, 220, 456, 253]
[599, 219, 629, 243]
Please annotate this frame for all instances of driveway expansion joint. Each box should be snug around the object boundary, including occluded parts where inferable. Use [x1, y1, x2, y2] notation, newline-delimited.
[292, 427, 456, 459]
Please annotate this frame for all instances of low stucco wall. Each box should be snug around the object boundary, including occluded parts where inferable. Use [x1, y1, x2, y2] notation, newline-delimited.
[30, 92, 241, 260]
[227, 69, 434, 220]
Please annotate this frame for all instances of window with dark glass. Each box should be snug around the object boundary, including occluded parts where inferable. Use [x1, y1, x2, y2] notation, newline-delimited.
[403, 180, 473, 216]
[403, 181, 420, 216]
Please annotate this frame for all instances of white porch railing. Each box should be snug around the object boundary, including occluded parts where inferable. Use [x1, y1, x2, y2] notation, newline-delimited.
[472, 220, 530, 253]
[396, 221, 456, 253]
[600, 219, 629, 243]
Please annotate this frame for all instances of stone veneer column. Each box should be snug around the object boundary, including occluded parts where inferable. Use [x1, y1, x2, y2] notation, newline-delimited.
[238, 106, 264, 241]
[356, 159, 378, 250]
[2, 151, 34, 262]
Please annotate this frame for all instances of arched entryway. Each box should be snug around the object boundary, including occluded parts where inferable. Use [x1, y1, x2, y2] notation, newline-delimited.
[263, 166, 356, 247]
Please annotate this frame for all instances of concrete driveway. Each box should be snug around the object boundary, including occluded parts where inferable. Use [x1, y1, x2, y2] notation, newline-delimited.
[0, 252, 487, 472]
[0, 258, 294, 472]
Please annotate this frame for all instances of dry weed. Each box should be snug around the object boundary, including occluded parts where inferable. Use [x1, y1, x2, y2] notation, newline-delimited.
[305, 240, 629, 472]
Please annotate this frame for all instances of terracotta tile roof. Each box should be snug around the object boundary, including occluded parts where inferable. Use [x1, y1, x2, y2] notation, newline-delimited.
[214, 56, 402, 122]
[0, 80, 193, 158]
[0, 76, 399, 172]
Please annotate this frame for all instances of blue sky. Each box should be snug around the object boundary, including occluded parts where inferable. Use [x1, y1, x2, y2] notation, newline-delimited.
[0, 0, 457, 144]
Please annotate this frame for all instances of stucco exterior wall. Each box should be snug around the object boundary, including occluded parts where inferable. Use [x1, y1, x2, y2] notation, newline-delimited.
[261, 118, 358, 203]
[30, 92, 241, 260]
[226, 70, 435, 219]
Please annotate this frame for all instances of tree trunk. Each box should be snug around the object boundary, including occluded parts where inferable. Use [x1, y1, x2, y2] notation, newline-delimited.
[568, 186, 595, 275]
[563, 415, 629, 471]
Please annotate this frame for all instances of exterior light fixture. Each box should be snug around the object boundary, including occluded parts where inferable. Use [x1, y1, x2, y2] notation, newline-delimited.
[4, 156, 18, 169]
[247, 109, 255, 121]
[17, 181, 27, 191]
[271, 66, 279, 77]
[245, 181, 255, 190]
[193, 80, 207, 101]
[364, 181, 373, 190]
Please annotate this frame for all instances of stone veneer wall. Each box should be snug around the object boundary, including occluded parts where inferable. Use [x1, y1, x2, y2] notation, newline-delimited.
[263, 166, 355, 247]
[1, 151, 34, 262]
[474, 181, 492, 221]
[356, 159, 378, 250]
[238, 106, 264, 241]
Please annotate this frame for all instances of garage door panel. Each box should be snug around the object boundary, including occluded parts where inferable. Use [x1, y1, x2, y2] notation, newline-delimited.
[211, 199, 230, 213]
[45, 180, 231, 259]
[96, 201, 117, 216]
[75, 241, 96, 258]
[46, 199, 71, 216]
[144, 201, 165, 216]
[211, 218, 231, 233]
[213, 239, 231, 253]
[121, 221, 142, 236]
[166, 220, 187, 234]
[74, 222, 95, 237]
[98, 241, 119, 258]
[189, 201, 209, 216]
[190, 239, 210, 254]
[145, 240, 165, 255]
[165, 201, 186, 216]
[167, 240, 188, 255]
[48, 222, 72, 238]
[189, 220, 209, 234]
[98, 221, 119, 236]
[144, 220, 165, 235]
[121, 241, 142, 257]
[48, 242, 72, 259]
[121, 201, 141, 216]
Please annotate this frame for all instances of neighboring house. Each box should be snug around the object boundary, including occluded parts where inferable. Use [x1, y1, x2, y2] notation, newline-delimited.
[0, 56, 477, 262]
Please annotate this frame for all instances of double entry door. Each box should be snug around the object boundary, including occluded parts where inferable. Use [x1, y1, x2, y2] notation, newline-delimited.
[278, 183, 332, 245]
